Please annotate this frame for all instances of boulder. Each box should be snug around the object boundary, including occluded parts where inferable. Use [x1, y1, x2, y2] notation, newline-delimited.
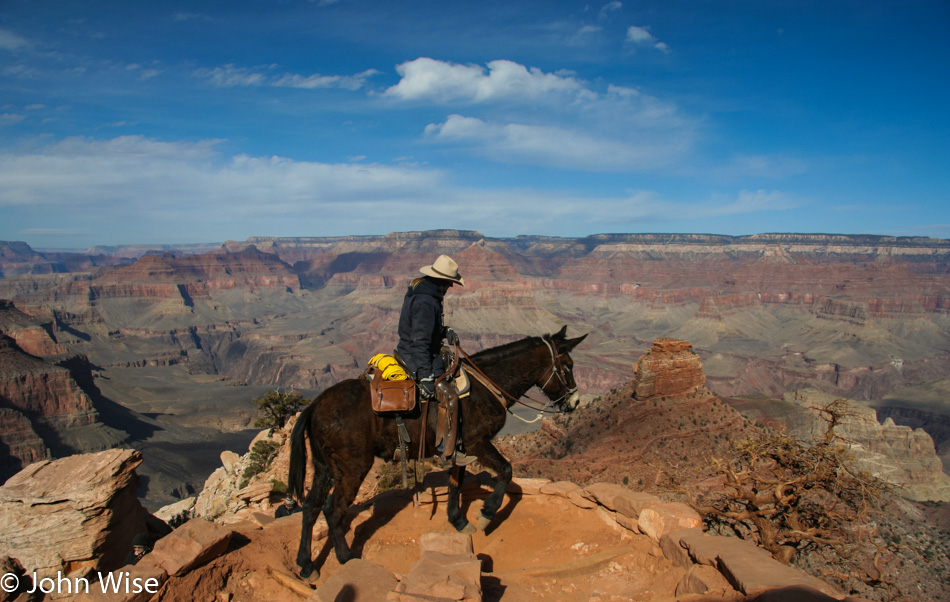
[388, 531, 481, 601]
[675, 532, 841, 598]
[638, 502, 703, 542]
[0, 450, 147, 579]
[675, 564, 735, 596]
[141, 518, 231, 577]
[309, 559, 397, 602]
[153, 497, 195, 529]
[506, 477, 550, 495]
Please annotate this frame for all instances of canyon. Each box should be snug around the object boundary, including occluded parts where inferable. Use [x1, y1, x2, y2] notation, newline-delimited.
[1, 231, 949, 506]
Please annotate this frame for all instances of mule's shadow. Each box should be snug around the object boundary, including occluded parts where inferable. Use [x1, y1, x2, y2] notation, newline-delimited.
[310, 468, 520, 570]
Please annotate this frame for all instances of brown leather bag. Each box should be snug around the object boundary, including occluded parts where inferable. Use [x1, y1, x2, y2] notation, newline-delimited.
[371, 371, 416, 415]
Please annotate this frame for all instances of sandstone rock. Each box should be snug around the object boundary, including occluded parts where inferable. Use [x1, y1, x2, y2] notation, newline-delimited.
[153, 497, 196, 528]
[309, 559, 397, 602]
[582, 482, 631, 511]
[142, 518, 231, 577]
[659, 528, 703, 568]
[676, 532, 840, 598]
[632, 338, 707, 400]
[0, 449, 147, 579]
[675, 564, 735, 596]
[610, 490, 663, 519]
[539, 480, 582, 498]
[638, 503, 702, 542]
[389, 531, 481, 602]
[506, 477, 550, 495]
[219, 451, 240, 475]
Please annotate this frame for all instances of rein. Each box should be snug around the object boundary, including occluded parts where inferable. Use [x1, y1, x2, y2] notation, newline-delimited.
[455, 339, 576, 416]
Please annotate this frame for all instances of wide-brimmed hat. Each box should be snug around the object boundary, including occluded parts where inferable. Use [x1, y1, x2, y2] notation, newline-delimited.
[419, 255, 464, 286]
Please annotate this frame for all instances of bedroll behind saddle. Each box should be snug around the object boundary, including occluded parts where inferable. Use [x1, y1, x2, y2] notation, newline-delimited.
[368, 353, 416, 415]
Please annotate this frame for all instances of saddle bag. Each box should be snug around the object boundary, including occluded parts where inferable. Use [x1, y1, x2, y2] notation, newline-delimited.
[371, 370, 416, 415]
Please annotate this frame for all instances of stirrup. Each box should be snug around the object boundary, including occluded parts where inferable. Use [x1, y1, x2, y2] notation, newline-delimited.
[440, 452, 476, 468]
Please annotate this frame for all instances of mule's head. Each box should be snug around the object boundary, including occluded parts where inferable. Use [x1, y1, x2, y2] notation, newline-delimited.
[537, 325, 587, 412]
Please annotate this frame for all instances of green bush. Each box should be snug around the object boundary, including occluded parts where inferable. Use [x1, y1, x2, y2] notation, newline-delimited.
[253, 389, 306, 433]
[240, 440, 281, 488]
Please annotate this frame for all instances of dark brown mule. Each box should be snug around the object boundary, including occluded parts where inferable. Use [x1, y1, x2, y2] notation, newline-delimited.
[288, 326, 586, 578]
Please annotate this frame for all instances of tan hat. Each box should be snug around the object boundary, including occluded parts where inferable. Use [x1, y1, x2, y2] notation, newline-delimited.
[419, 255, 464, 286]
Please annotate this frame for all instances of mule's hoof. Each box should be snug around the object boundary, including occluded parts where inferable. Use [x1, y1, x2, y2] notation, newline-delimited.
[459, 521, 477, 535]
[298, 564, 318, 580]
[476, 513, 492, 531]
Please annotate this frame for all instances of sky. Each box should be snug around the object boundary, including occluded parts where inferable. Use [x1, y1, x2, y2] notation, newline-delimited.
[0, 0, 948, 249]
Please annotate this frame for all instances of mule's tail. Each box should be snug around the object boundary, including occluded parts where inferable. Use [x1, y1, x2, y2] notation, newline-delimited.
[288, 401, 316, 502]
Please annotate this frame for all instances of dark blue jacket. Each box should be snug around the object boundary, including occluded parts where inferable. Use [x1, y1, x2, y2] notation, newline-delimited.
[395, 278, 446, 380]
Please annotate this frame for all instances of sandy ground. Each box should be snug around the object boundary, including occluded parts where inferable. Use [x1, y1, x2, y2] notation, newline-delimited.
[162, 485, 690, 602]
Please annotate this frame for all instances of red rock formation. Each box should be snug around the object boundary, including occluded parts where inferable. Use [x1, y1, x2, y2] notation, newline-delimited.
[632, 338, 707, 400]
[0, 408, 47, 482]
[0, 449, 148, 579]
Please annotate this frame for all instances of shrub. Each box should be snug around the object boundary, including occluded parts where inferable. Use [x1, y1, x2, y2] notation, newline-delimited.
[240, 440, 281, 488]
[253, 389, 306, 433]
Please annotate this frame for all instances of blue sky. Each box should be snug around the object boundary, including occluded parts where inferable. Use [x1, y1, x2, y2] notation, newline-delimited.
[0, 0, 947, 249]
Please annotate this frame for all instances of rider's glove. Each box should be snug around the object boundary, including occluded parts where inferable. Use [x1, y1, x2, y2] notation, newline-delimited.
[419, 377, 436, 399]
[443, 326, 460, 346]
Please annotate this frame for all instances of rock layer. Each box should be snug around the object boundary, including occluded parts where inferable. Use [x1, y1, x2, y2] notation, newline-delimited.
[0, 449, 148, 579]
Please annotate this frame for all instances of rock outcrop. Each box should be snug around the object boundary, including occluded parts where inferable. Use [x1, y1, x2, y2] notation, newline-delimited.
[0, 449, 148, 580]
[631, 338, 707, 400]
[783, 388, 950, 502]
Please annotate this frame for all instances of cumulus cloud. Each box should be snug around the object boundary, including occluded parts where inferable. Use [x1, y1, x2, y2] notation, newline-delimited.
[626, 25, 670, 53]
[418, 76, 695, 172]
[384, 58, 584, 103]
[196, 64, 378, 90]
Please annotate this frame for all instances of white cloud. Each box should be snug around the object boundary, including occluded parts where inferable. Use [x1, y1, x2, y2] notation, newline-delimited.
[425, 114, 689, 171]
[0, 114, 26, 126]
[0, 28, 29, 51]
[0, 136, 805, 244]
[626, 25, 671, 53]
[273, 69, 379, 91]
[384, 58, 584, 103]
[600, 1, 623, 19]
[196, 64, 269, 87]
[196, 64, 377, 90]
[0, 136, 446, 213]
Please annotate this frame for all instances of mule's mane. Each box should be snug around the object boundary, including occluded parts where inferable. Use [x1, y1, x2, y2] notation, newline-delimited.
[468, 335, 545, 367]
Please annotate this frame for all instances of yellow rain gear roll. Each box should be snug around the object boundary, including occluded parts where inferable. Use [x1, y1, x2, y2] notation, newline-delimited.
[368, 353, 409, 381]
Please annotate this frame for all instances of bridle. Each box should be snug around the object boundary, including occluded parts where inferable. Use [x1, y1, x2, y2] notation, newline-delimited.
[454, 337, 578, 415]
[537, 336, 578, 407]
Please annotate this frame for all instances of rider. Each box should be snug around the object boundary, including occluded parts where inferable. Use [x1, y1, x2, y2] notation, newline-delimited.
[395, 254, 476, 467]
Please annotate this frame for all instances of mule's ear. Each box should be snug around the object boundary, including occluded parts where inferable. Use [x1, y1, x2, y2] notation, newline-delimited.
[564, 334, 587, 351]
[552, 325, 568, 340]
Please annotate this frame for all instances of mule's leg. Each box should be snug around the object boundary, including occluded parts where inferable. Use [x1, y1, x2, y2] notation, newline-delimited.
[469, 440, 512, 531]
[323, 458, 372, 565]
[297, 462, 332, 578]
[447, 464, 476, 534]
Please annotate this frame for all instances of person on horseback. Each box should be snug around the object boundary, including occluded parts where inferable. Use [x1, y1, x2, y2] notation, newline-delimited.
[395, 254, 476, 467]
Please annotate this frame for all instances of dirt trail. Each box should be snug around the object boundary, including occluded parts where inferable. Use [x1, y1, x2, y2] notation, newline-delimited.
[165, 485, 690, 601]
